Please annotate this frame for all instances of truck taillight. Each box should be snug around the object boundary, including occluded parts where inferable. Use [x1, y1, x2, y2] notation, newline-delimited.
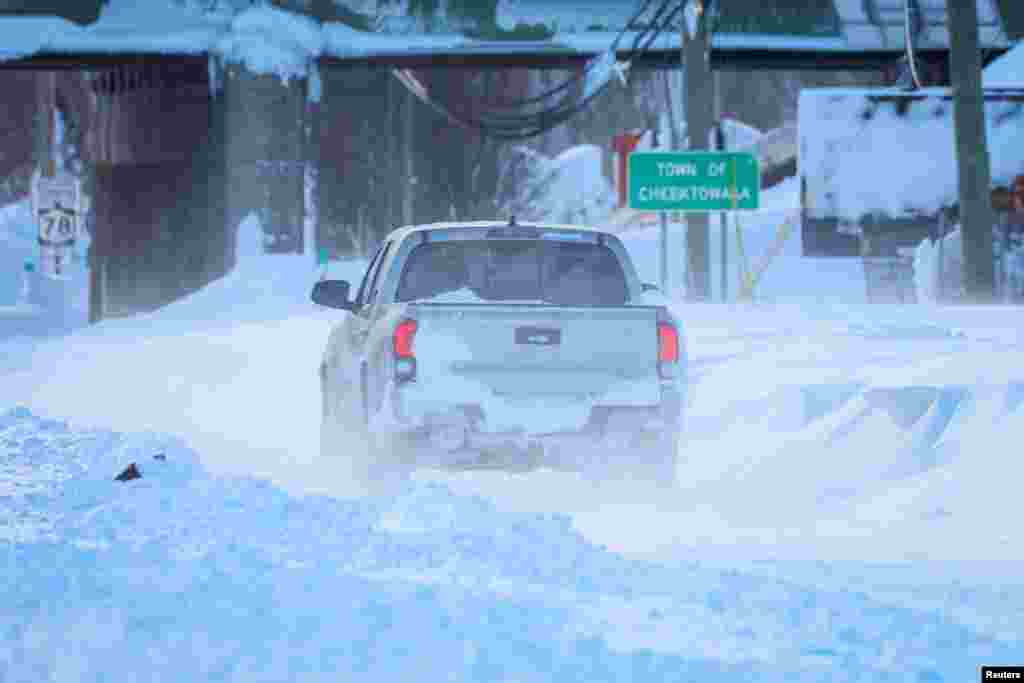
[394, 319, 417, 383]
[657, 322, 679, 379]
[657, 322, 679, 363]
[394, 319, 417, 357]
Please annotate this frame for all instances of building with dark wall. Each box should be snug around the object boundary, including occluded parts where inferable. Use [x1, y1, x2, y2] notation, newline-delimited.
[0, 0, 101, 25]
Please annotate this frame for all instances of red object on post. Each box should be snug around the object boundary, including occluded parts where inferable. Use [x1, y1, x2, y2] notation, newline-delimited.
[1013, 175, 1024, 211]
[612, 131, 643, 208]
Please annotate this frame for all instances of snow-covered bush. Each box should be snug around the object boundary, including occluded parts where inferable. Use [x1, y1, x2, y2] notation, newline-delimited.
[913, 228, 962, 303]
[1004, 232, 1024, 300]
[495, 145, 549, 219]
[913, 224, 1024, 303]
[496, 144, 615, 225]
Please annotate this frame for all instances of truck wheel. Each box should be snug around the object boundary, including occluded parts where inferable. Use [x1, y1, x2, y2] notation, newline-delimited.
[356, 374, 412, 493]
[320, 376, 339, 459]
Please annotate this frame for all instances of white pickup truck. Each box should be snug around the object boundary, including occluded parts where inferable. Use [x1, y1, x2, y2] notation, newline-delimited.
[312, 220, 687, 484]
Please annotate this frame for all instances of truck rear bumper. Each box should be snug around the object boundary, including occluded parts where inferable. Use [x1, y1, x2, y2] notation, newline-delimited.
[373, 381, 684, 458]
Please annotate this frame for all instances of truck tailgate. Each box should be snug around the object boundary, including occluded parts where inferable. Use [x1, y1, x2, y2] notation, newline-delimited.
[408, 304, 661, 403]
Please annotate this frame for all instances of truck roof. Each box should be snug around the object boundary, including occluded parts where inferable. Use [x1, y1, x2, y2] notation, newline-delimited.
[386, 221, 608, 244]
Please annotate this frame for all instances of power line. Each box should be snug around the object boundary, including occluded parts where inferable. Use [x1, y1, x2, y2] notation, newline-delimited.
[478, 0, 679, 124]
[478, 8, 681, 129]
[391, 0, 687, 141]
[469, 0, 684, 134]
[480, 4, 686, 139]
[475, 0, 668, 111]
[903, 0, 924, 89]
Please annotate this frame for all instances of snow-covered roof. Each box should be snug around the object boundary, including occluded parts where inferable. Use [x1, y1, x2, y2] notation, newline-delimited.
[830, 0, 1007, 51]
[710, 0, 1010, 66]
[985, 39, 1024, 87]
[0, 2, 227, 62]
[2, 0, 1014, 76]
[0, 0, 683, 79]
[799, 87, 1024, 221]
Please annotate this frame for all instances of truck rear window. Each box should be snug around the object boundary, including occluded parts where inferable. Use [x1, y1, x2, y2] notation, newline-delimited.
[395, 240, 629, 306]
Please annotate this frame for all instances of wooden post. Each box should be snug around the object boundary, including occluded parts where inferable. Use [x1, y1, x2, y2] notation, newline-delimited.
[403, 80, 414, 228]
[89, 163, 114, 323]
[947, 0, 996, 302]
[683, 2, 713, 301]
[44, 75, 56, 178]
[33, 71, 56, 180]
[306, 64, 323, 264]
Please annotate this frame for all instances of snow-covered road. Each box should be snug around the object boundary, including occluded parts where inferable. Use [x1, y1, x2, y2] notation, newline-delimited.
[3, 214, 1023, 680]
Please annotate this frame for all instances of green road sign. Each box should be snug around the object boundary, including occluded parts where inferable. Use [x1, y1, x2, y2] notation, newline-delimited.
[628, 152, 760, 212]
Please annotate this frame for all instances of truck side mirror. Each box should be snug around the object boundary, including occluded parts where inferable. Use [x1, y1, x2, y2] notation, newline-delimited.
[311, 280, 355, 311]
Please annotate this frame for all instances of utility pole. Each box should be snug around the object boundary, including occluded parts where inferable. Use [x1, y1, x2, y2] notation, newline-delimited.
[947, 0, 996, 302]
[33, 71, 58, 310]
[403, 84, 414, 228]
[33, 72, 56, 179]
[683, 0, 714, 301]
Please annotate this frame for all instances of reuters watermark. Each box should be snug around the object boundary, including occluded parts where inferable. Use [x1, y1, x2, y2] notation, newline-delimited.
[983, 667, 1024, 681]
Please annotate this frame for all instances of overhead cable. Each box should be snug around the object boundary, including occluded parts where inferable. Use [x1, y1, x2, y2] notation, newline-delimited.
[391, 0, 686, 140]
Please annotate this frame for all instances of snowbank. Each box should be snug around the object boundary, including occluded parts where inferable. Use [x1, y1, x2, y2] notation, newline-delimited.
[2, 405, 1020, 681]
[0, 201, 39, 307]
[0, 199, 91, 337]
[66, 214, 361, 341]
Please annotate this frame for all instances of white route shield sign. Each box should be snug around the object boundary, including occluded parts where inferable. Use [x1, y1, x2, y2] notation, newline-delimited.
[32, 170, 83, 279]
[32, 170, 82, 242]
[38, 207, 77, 245]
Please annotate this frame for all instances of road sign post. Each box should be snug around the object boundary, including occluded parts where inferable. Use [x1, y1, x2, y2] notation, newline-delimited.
[714, 123, 727, 302]
[31, 170, 82, 279]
